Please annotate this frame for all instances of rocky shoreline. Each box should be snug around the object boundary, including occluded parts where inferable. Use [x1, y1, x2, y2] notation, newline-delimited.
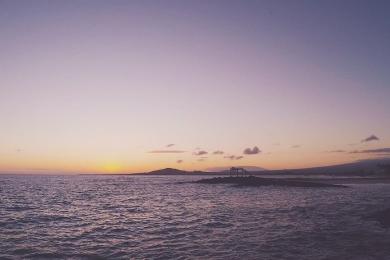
[195, 176, 348, 188]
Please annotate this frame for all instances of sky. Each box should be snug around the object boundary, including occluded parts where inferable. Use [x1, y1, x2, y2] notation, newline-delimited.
[1, 0, 390, 174]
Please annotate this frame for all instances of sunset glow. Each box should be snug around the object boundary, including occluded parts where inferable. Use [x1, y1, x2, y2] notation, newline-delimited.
[1, 1, 389, 174]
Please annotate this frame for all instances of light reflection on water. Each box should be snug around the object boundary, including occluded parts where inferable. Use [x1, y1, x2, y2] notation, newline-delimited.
[1, 175, 390, 259]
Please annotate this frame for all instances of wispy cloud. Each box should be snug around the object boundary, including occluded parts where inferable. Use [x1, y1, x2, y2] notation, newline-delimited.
[243, 146, 261, 155]
[224, 155, 244, 160]
[213, 150, 224, 155]
[291, 145, 301, 148]
[148, 150, 186, 154]
[166, 143, 175, 147]
[361, 135, 379, 143]
[350, 148, 390, 154]
[176, 159, 183, 163]
[193, 150, 208, 156]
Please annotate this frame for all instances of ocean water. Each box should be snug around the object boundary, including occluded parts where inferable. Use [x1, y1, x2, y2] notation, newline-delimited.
[1, 175, 390, 259]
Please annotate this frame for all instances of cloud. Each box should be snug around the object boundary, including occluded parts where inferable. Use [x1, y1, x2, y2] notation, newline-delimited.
[166, 144, 175, 147]
[176, 160, 183, 163]
[291, 145, 301, 148]
[213, 150, 224, 155]
[148, 150, 186, 154]
[243, 146, 261, 155]
[197, 158, 207, 162]
[361, 135, 379, 143]
[193, 150, 208, 156]
[224, 155, 244, 160]
[350, 148, 390, 154]
[327, 150, 346, 153]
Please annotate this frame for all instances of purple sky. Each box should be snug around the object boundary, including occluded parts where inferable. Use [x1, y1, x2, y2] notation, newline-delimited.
[1, 0, 389, 173]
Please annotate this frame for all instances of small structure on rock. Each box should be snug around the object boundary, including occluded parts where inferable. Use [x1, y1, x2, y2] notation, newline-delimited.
[229, 167, 250, 177]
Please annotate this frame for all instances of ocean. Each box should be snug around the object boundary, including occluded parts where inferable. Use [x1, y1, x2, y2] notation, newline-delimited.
[1, 175, 390, 259]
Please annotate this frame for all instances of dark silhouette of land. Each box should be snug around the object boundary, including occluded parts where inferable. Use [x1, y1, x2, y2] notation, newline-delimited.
[137, 159, 390, 177]
[129, 159, 390, 186]
[269, 159, 390, 176]
[135, 168, 215, 175]
[147, 168, 189, 175]
[195, 176, 347, 188]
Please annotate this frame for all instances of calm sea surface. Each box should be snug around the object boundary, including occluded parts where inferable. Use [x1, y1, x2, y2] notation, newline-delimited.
[1, 175, 390, 259]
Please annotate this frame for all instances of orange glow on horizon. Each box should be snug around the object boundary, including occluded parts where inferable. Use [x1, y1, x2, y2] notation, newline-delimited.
[0, 149, 384, 174]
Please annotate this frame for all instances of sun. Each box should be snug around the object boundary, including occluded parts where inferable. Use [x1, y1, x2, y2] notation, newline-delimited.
[102, 163, 122, 173]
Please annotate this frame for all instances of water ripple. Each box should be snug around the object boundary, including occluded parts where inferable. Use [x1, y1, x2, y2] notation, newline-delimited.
[1, 175, 390, 259]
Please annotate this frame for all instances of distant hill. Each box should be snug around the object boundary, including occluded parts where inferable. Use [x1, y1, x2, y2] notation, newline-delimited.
[144, 167, 266, 176]
[206, 166, 267, 172]
[137, 168, 214, 175]
[136, 158, 390, 176]
[266, 158, 390, 176]
[146, 168, 190, 175]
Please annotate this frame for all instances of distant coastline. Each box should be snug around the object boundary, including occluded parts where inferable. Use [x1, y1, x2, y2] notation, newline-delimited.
[132, 158, 390, 177]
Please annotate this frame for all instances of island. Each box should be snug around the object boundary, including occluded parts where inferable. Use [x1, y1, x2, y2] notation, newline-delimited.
[194, 176, 347, 188]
